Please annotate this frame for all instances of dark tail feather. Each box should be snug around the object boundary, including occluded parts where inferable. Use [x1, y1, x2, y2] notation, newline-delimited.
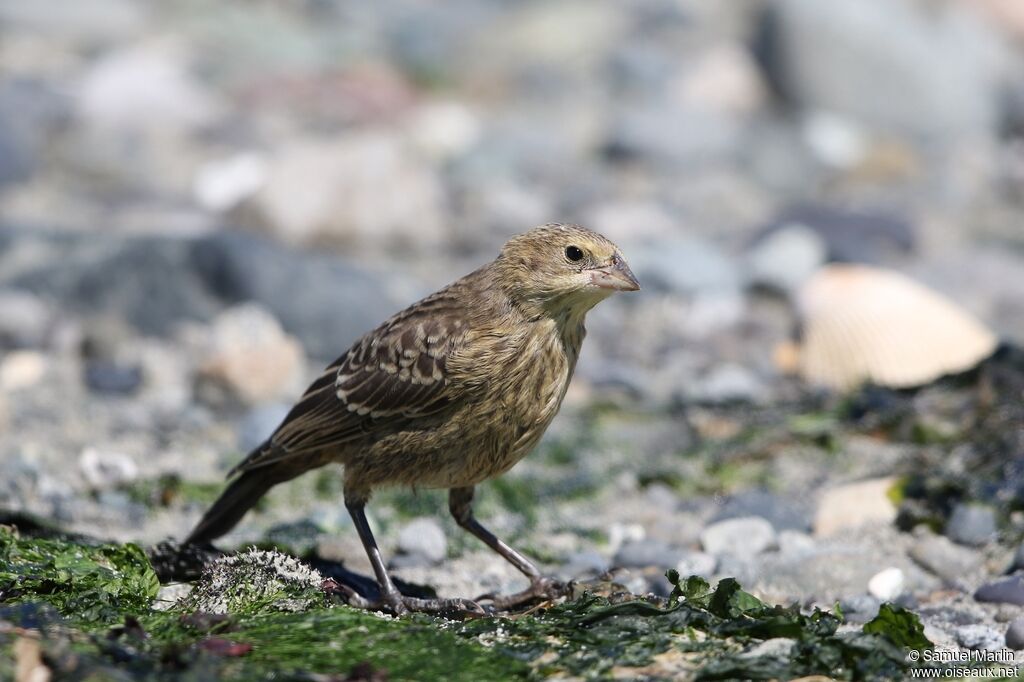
[185, 469, 280, 546]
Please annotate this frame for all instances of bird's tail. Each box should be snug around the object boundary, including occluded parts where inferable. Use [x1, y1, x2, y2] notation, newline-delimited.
[185, 467, 283, 546]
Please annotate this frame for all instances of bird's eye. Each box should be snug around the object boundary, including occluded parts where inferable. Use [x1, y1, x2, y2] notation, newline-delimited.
[565, 245, 584, 262]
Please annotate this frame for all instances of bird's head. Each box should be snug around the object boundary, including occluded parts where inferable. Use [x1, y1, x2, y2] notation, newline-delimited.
[494, 224, 640, 318]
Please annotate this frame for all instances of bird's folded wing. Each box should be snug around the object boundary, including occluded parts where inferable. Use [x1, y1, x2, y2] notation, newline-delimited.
[229, 293, 471, 475]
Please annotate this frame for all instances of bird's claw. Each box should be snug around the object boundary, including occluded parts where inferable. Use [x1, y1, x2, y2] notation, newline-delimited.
[477, 577, 570, 611]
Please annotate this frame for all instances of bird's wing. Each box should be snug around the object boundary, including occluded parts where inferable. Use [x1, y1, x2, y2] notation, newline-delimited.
[229, 289, 473, 476]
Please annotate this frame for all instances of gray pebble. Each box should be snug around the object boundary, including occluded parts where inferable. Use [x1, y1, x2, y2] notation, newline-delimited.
[675, 551, 717, 578]
[946, 503, 997, 547]
[396, 517, 447, 564]
[1006, 617, 1024, 650]
[975, 577, 1024, 606]
[955, 624, 1005, 652]
[909, 532, 983, 584]
[700, 516, 776, 558]
[613, 539, 684, 569]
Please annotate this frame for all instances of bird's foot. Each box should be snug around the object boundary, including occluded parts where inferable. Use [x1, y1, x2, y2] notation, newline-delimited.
[323, 580, 486, 619]
[477, 576, 570, 611]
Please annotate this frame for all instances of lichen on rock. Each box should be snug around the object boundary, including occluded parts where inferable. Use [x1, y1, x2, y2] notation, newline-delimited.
[179, 548, 326, 615]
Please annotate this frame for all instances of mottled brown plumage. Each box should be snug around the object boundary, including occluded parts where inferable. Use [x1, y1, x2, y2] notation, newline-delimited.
[186, 224, 639, 615]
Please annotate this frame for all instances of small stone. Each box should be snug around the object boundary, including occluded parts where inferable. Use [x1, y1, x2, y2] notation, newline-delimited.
[613, 539, 685, 569]
[946, 503, 998, 547]
[868, 567, 905, 601]
[777, 530, 817, 556]
[738, 637, 795, 660]
[813, 477, 898, 537]
[1013, 543, 1024, 573]
[558, 551, 610, 581]
[0, 290, 53, 348]
[78, 447, 138, 489]
[396, 517, 447, 564]
[909, 531, 983, 583]
[675, 551, 717, 578]
[711, 490, 814, 532]
[77, 42, 221, 133]
[1006, 617, 1024, 650]
[197, 304, 306, 405]
[84, 361, 142, 395]
[745, 224, 826, 292]
[700, 516, 777, 559]
[687, 363, 766, 404]
[0, 350, 46, 391]
[975, 576, 1024, 606]
[839, 595, 882, 624]
[193, 152, 268, 212]
[955, 624, 1005, 651]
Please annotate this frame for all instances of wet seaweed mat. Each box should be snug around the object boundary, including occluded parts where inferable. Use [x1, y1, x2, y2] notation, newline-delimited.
[0, 527, 943, 681]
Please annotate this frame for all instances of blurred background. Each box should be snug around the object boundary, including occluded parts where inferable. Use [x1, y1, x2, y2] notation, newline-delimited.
[2, 0, 1024, 644]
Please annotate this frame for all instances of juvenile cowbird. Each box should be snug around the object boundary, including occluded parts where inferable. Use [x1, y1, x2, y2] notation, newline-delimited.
[186, 224, 640, 615]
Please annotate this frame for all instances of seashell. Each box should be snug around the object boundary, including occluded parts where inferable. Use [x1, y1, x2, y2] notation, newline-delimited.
[787, 264, 998, 390]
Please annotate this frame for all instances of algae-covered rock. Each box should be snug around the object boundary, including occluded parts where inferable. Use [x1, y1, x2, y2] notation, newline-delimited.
[180, 548, 325, 615]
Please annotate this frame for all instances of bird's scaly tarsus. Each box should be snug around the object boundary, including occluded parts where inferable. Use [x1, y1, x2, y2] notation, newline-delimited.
[344, 499, 487, 618]
[448, 487, 571, 609]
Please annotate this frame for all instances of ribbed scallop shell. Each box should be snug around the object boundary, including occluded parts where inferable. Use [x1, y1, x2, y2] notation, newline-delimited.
[792, 264, 998, 390]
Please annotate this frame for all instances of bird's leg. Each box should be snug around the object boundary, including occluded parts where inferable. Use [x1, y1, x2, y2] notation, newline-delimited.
[345, 499, 409, 615]
[449, 486, 568, 610]
[344, 499, 484, 618]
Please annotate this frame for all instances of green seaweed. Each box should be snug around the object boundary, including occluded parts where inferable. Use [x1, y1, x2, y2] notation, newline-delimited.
[0, 526, 936, 681]
[0, 526, 159, 625]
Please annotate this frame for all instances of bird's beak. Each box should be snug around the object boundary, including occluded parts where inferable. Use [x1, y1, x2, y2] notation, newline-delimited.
[589, 255, 641, 292]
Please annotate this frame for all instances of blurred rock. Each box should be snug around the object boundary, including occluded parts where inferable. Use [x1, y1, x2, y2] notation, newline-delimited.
[1012, 543, 1024, 572]
[800, 111, 870, 170]
[710, 490, 814, 532]
[237, 403, 291, 453]
[955, 624, 1005, 651]
[946, 503, 998, 546]
[79, 447, 137, 489]
[814, 478, 898, 537]
[396, 517, 447, 565]
[700, 516, 776, 558]
[677, 44, 767, 116]
[685, 363, 767, 405]
[627, 237, 740, 295]
[745, 224, 826, 293]
[0, 229, 222, 335]
[777, 530, 817, 556]
[0, 290, 54, 349]
[193, 153, 269, 212]
[909, 532, 983, 583]
[1006, 617, 1024, 650]
[868, 567, 905, 600]
[675, 551, 717, 578]
[604, 106, 740, 166]
[613, 539, 684, 570]
[976, 577, 1024, 605]
[252, 132, 445, 252]
[558, 550, 610, 580]
[409, 100, 482, 161]
[84, 361, 142, 395]
[755, 0, 1006, 140]
[839, 595, 882, 624]
[77, 41, 221, 133]
[759, 205, 915, 264]
[0, 349, 46, 391]
[0, 0, 148, 43]
[197, 304, 306, 406]
[190, 231, 403, 359]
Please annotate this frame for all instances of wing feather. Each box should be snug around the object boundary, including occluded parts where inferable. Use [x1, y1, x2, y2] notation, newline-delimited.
[229, 288, 472, 475]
